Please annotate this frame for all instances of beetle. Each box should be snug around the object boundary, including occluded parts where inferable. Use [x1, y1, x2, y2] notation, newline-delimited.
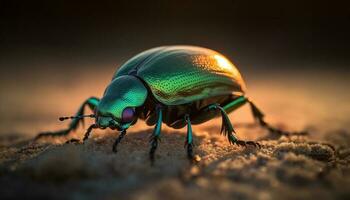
[36, 45, 291, 163]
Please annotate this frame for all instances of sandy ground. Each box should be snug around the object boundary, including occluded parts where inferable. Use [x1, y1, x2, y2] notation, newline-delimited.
[0, 122, 349, 200]
[0, 69, 349, 200]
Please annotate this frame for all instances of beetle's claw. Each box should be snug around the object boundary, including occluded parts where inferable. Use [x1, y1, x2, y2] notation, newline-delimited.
[112, 145, 118, 153]
[232, 140, 261, 149]
[246, 141, 261, 148]
[65, 138, 82, 144]
[149, 135, 161, 165]
[236, 140, 247, 147]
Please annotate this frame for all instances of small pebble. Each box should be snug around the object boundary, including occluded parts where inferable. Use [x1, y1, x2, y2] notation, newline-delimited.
[193, 154, 201, 162]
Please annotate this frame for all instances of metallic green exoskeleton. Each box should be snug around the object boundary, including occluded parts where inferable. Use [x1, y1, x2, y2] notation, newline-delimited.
[36, 45, 291, 164]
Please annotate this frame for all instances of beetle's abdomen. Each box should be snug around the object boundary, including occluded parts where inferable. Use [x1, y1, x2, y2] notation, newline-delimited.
[114, 46, 246, 105]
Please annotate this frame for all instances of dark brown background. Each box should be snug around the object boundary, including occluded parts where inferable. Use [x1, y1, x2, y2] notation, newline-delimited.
[1, 0, 350, 70]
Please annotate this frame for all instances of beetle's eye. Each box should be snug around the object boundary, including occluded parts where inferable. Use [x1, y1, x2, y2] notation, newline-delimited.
[121, 107, 135, 123]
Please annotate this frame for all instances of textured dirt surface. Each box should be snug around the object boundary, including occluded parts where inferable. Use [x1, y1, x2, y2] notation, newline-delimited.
[0, 123, 349, 200]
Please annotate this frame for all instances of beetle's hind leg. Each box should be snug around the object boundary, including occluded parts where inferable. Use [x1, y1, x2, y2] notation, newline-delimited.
[208, 104, 260, 148]
[35, 97, 100, 142]
[246, 99, 307, 136]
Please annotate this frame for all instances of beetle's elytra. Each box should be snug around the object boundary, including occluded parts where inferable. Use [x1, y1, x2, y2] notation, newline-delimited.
[36, 45, 291, 163]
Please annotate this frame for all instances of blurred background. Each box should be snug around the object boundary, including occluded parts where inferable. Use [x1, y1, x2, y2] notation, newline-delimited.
[0, 0, 349, 136]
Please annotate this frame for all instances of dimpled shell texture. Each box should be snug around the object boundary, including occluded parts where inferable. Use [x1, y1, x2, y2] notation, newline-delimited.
[98, 76, 147, 120]
[114, 46, 246, 105]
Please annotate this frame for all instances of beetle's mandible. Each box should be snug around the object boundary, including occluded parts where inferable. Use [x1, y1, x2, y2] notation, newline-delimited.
[36, 46, 294, 164]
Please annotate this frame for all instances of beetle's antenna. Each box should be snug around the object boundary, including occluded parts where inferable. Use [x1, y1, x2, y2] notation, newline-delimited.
[59, 114, 95, 121]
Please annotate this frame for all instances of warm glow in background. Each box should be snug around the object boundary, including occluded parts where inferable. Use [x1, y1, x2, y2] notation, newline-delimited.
[1, 63, 348, 138]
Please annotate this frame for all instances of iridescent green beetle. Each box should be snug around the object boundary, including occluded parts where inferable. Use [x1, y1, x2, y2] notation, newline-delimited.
[36, 46, 289, 163]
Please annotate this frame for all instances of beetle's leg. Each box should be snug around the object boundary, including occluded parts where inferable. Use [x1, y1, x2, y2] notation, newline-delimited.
[184, 114, 195, 163]
[222, 96, 248, 113]
[221, 96, 306, 136]
[35, 97, 100, 141]
[149, 105, 162, 165]
[208, 104, 260, 148]
[65, 123, 98, 144]
[246, 98, 307, 136]
[83, 124, 98, 142]
[112, 130, 127, 152]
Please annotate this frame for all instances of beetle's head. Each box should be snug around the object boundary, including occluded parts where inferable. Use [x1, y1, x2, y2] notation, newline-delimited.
[95, 75, 148, 131]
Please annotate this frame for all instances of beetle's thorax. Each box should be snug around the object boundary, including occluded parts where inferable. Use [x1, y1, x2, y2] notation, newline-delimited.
[95, 75, 148, 130]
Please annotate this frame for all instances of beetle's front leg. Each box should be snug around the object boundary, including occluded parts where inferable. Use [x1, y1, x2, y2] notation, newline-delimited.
[112, 130, 127, 152]
[208, 104, 260, 148]
[35, 97, 100, 141]
[149, 105, 162, 165]
[65, 123, 98, 144]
